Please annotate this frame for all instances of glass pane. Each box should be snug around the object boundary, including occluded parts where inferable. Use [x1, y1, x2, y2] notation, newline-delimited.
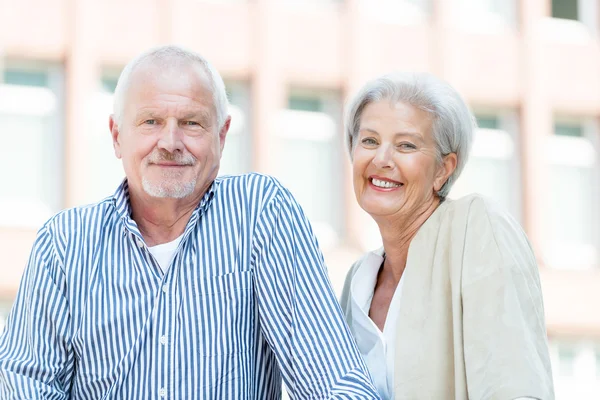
[219, 84, 251, 176]
[548, 164, 594, 244]
[558, 345, 576, 377]
[83, 91, 124, 203]
[596, 349, 600, 378]
[552, 0, 579, 21]
[101, 77, 118, 93]
[288, 96, 322, 112]
[0, 114, 48, 201]
[275, 136, 342, 243]
[476, 115, 499, 129]
[4, 69, 48, 87]
[452, 156, 513, 211]
[219, 122, 251, 176]
[555, 122, 584, 137]
[0, 69, 63, 225]
[274, 105, 343, 246]
[0, 299, 13, 334]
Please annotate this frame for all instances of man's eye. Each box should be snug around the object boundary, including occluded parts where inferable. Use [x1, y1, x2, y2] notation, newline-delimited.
[144, 119, 156, 125]
[184, 121, 200, 126]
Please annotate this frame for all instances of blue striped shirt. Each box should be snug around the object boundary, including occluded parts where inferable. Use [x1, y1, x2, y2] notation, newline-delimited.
[0, 174, 379, 399]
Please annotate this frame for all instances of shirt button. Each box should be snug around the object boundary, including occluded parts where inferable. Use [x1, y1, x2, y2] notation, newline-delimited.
[160, 335, 167, 345]
[159, 387, 166, 397]
[135, 238, 144, 248]
[162, 285, 168, 294]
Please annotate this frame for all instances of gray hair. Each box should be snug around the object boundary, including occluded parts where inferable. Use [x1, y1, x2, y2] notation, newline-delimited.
[344, 72, 475, 199]
[113, 45, 229, 129]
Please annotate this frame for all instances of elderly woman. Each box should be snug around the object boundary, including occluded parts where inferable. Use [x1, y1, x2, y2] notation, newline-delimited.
[340, 72, 554, 400]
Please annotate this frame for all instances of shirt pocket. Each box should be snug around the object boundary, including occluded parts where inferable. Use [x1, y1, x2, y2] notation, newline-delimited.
[191, 269, 254, 356]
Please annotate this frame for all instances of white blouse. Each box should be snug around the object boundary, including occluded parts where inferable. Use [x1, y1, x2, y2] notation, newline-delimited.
[348, 252, 404, 400]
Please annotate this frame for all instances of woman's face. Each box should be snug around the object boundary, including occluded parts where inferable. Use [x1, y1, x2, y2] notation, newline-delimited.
[352, 100, 451, 221]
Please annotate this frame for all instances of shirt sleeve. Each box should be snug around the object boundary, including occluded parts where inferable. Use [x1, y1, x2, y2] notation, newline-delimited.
[252, 185, 380, 399]
[461, 198, 555, 400]
[0, 226, 74, 399]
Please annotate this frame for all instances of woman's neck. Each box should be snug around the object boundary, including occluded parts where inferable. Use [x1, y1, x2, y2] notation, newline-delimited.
[377, 197, 441, 283]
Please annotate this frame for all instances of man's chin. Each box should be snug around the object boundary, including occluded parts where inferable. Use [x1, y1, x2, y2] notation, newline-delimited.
[142, 179, 196, 199]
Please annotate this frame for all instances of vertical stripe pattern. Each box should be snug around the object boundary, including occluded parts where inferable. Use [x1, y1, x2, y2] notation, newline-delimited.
[0, 173, 379, 399]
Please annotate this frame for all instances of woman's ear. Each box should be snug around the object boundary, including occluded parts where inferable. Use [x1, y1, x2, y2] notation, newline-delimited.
[434, 153, 457, 192]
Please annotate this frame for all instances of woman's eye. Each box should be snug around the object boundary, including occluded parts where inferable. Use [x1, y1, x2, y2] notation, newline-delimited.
[361, 137, 378, 146]
[398, 142, 417, 150]
[144, 119, 156, 125]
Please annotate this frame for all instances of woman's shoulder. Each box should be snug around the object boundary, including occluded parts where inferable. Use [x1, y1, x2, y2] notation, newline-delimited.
[445, 193, 505, 215]
[340, 248, 384, 307]
[444, 193, 522, 234]
[450, 194, 538, 286]
[347, 248, 384, 279]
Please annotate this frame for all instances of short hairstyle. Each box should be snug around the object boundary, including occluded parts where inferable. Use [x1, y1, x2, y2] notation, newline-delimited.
[344, 72, 475, 199]
[112, 45, 229, 129]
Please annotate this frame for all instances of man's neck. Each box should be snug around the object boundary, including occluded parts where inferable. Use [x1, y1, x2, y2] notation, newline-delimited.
[129, 191, 204, 247]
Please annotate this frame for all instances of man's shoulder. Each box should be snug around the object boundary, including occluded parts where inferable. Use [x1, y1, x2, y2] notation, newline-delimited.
[214, 173, 291, 201]
[216, 172, 284, 189]
[42, 196, 117, 236]
[213, 173, 305, 219]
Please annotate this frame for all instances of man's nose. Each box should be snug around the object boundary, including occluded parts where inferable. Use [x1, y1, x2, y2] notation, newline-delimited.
[157, 119, 184, 153]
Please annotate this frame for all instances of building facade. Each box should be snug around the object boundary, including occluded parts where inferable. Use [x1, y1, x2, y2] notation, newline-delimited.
[0, 0, 599, 397]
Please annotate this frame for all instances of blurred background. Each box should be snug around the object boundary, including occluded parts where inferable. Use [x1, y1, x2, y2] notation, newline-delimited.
[0, 0, 598, 397]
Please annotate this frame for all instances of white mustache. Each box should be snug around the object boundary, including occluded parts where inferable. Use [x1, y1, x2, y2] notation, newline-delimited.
[146, 150, 196, 165]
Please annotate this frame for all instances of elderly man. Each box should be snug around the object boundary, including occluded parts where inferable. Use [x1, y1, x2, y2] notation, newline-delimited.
[0, 46, 379, 399]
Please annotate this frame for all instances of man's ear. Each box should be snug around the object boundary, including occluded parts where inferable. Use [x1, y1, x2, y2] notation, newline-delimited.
[434, 153, 457, 192]
[109, 115, 122, 159]
[218, 115, 231, 153]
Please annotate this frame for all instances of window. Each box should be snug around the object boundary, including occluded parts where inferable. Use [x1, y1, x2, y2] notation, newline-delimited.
[0, 63, 64, 228]
[545, 0, 598, 41]
[450, 110, 521, 220]
[274, 90, 344, 248]
[544, 118, 598, 269]
[558, 344, 577, 377]
[100, 76, 118, 93]
[284, 0, 342, 10]
[0, 300, 12, 334]
[552, 0, 578, 21]
[596, 348, 600, 379]
[219, 81, 252, 177]
[550, 339, 600, 398]
[195, 0, 247, 3]
[81, 69, 126, 204]
[361, 0, 430, 25]
[453, 0, 517, 32]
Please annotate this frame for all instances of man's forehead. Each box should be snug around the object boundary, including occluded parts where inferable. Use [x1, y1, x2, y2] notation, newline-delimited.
[130, 61, 211, 87]
[122, 62, 214, 111]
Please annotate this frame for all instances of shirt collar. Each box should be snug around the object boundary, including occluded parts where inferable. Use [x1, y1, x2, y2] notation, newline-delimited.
[111, 178, 218, 238]
[351, 249, 385, 313]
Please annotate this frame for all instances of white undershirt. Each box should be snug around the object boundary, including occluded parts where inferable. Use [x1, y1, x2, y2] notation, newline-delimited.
[147, 234, 183, 273]
[348, 251, 539, 400]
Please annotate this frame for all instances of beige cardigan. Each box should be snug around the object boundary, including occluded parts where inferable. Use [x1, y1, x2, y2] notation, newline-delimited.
[341, 194, 555, 399]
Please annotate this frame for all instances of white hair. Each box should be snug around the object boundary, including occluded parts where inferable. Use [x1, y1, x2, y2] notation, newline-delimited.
[112, 45, 229, 129]
[344, 72, 475, 199]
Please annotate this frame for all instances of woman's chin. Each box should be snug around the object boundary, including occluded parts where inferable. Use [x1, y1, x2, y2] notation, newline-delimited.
[362, 203, 405, 220]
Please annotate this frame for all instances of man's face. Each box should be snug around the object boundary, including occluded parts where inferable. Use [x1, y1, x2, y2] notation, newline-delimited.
[110, 63, 229, 202]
